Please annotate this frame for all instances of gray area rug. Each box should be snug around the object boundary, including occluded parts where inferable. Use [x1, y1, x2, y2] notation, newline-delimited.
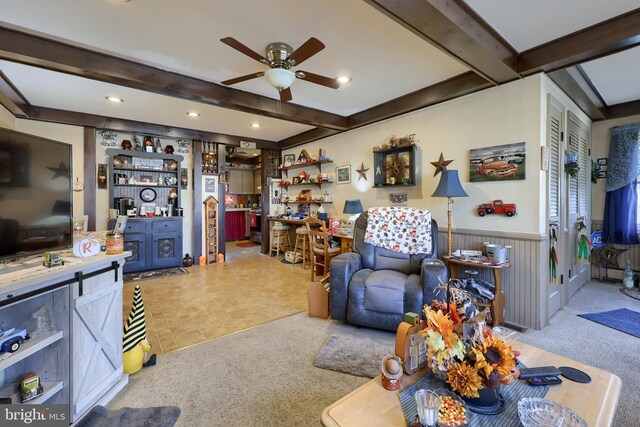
[314, 334, 395, 378]
[123, 267, 188, 282]
[76, 405, 180, 427]
[108, 282, 639, 427]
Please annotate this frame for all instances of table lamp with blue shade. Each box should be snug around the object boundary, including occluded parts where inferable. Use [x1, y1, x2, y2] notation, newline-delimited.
[343, 199, 364, 228]
[431, 170, 468, 256]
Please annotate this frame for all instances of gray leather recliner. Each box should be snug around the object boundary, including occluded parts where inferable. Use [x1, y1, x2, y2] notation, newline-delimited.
[329, 212, 448, 331]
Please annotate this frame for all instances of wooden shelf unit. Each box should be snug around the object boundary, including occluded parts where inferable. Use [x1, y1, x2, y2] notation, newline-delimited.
[205, 196, 218, 264]
[280, 159, 333, 172]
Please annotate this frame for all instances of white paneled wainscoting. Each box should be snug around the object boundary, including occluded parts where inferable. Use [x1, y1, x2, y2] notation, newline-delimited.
[437, 228, 548, 330]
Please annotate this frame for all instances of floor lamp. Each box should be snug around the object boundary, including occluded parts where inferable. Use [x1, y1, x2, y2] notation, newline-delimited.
[431, 170, 468, 256]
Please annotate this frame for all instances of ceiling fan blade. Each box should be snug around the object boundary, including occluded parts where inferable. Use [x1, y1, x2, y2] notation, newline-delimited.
[279, 87, 293, 102]
[220, 37, 267, 63]
[221, 72, 264, 86]
[286, 37, 325, 66]
[296, 71, 340, 89]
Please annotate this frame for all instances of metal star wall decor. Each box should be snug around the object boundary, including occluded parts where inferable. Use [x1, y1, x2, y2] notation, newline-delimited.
[594, 241, 627, 269]
[356, 163, 369, 181]
[430, 152, 453, 176]
[47, 161, 70, 180]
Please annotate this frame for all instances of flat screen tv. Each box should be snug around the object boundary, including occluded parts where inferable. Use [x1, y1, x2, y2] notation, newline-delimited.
[0, 128, 73, 261]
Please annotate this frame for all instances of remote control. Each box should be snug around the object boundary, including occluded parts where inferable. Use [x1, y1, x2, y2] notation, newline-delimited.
[519, 366, 562, 378]
[527, 376, 563, 386]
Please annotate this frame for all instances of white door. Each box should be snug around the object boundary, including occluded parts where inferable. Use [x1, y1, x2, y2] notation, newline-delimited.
[547, 95, 565, 317]
[566, 112, 591, 297]
[71, 277, 124, 421]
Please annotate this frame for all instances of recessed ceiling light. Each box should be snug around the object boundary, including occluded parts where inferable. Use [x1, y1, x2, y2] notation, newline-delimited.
[251, 123, 261, 128]
[337, 76, 351, 84]
[187, 112, 200, 117]
[106, 96, 124, 103]
[252, 153, 259, 156]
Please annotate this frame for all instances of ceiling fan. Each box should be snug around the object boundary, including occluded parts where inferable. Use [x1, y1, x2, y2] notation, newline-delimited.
[220, 37, 341, 102]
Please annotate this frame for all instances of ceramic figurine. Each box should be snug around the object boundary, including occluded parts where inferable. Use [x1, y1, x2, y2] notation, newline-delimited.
[381, 355, 403, 391]
[155, 138, 163, 153]
[122, 285, 156, 375]
[164, 144, 174, 154]
[133, 135, 143, 151]
[121, 139, 132, 150]
[144, 136, 154, 152]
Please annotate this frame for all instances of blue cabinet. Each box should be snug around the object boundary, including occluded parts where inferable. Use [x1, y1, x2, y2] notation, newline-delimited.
[109, 217, 183, 273]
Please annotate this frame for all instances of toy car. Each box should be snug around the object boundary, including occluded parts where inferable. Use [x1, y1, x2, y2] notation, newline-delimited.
[478, 200, 517, 217]
[43, 251, 64, 268]
[19, 372, 44, 403]
[0, 328, 30, 354]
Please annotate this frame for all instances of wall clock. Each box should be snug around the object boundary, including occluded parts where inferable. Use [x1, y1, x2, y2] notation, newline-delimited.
[140, 187, 157, 202]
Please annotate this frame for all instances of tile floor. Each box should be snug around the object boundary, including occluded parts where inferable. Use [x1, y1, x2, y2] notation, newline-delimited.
[122, 241, 311, 354]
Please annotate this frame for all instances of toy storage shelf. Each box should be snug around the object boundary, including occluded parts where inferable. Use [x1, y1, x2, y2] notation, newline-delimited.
[0, 380, 63, 404]
[0, 331, 64, 371]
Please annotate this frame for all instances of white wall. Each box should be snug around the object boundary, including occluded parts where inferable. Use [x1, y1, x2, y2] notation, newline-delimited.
[14, 119, 85, 217]
[284, 75, 545, 235]
[0, 104, 15, 129]
[591, 113, 640, 221]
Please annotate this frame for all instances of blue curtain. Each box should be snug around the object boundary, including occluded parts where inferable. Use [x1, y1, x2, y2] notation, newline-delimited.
[603, 124, 640, 244]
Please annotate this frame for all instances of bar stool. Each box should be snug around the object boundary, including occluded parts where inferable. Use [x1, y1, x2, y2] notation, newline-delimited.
[292, 226, 310, 269]
[271, 223, 292, 260]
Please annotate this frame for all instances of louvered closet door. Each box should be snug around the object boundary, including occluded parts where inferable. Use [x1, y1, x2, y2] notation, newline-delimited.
[566, 112, 590, 297]
[547, 95, 565, 317]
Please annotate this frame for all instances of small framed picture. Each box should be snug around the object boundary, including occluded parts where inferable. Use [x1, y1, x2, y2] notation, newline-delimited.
[598, 170, 607, 179]
[140, 175, 153, 183]
[336, 165, 351, 184]
[283, 154, 295, 168]
[292, 177, 301, 185]
[597, 158, 607, 166]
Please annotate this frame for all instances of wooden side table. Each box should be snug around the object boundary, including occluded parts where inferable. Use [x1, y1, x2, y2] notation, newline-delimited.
[442, 256, 511, 326]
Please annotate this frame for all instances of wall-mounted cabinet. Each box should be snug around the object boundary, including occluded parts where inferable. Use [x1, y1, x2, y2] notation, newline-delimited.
[228, 168, 256, 194]
[373, 144, 416, 187]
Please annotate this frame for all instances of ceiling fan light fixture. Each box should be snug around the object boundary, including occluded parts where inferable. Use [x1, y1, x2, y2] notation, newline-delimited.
[264, 68, 296, 90]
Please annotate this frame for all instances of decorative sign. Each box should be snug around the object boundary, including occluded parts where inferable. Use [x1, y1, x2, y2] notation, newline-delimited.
[73, 238, 101, 258]
[590, 231, 605, 249]
[132, 157, 164, 170]
[240, 141, 256, 149]
[390, 193, 407, 205]
[98, 130, 118, 147]
[176, 139, 191, 154]
[204, 178, 216, 193]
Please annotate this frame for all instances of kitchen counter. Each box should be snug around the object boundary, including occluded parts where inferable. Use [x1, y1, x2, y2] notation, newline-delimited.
[226, 208, 252, 211]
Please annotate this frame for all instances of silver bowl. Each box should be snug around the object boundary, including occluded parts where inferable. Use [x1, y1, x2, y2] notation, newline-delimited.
[518, 397, 587, 427]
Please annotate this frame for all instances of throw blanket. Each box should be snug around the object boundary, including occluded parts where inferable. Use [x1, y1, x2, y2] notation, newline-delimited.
[364, 207, 432, 255]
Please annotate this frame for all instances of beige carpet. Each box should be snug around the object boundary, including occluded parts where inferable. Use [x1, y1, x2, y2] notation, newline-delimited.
[109, 281, 639, 427]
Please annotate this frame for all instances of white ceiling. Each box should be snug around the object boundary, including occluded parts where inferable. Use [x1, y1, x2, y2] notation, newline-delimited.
[464, 0, 638, 52]
[0, 60, 314, 141]
[581, 46, 640, 105]
[1, 0, 639, 141]
[0, 0, 468, 115]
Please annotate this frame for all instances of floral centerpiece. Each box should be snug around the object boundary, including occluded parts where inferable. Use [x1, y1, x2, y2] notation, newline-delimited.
[420, 294, 520, 399]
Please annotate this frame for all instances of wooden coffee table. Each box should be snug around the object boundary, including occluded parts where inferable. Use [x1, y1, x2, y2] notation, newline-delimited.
[321, 341, 621, 427]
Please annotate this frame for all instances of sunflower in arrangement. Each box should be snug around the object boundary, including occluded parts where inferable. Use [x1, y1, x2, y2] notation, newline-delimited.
[421, 291, 519, 399]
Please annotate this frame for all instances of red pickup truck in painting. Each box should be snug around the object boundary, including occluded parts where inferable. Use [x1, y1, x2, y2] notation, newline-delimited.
[478, 200, 517, 217]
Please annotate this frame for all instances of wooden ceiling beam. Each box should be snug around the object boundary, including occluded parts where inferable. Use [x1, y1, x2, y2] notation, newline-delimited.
[28, 106, 279, 150]
[0, 26, 348, 131]
[364, 0, 519, 84]
[518, 8, 640, 75]
[600, 99, 640, 120]
[279, 128, 342, 149]
[348, 72, 492, 128]
[0, 70, 31, 117]
[547, 70, 605, 120]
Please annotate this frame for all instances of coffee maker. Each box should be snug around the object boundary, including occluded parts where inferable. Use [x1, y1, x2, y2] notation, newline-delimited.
[115, 197, 134, 216]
